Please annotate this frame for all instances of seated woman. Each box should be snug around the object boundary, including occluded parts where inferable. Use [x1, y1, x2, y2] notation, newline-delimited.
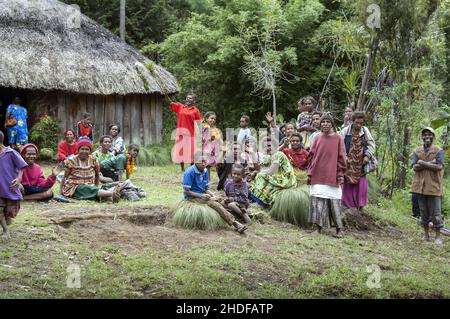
[108, 124, 126, 156]
[92, 135, 115, 162]
[249, 137, 297, 208]
[61, 138, 120, 202]
[19, 144, 61, 200]
[280, 132, 309, 171]
[58, 129, 78, 163]
[100, 144, 139, 182]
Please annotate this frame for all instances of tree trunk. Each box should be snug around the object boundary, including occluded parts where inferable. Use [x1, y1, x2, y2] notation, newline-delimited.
[272, 87, 276, 125]
[357, 33, 379, 111]
[120, 0, 126, 41]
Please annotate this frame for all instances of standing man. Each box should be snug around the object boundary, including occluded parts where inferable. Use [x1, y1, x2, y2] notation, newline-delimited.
[411, 127, 445, 244]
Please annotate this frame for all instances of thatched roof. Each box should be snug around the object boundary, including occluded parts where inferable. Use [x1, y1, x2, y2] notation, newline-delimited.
[0, 0, 178, 95]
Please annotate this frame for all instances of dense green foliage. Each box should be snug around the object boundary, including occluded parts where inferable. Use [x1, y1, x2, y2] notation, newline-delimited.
[67, 0, 448, 194]
[29, 115, 60, 154]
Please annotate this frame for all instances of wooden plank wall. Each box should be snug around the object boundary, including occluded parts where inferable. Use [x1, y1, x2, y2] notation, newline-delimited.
[29, 91, 162, 146]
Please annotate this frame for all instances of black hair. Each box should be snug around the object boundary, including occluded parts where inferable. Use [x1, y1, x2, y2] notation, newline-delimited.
[13, 97, 22, 105]
[99, 135, 112, 144]
[204, 111, 216, 120]
[83, 112, 92, 119]
[290, 132, 303, 143]
[232, 163, 245, 174]
[351, 111, 366, 122]
[312, 110, 323, 117]
[128, 144, 140, 152]
[109, 123, 121, 133]
[285, 122, 296, 129]
[241, 115, 250, 123]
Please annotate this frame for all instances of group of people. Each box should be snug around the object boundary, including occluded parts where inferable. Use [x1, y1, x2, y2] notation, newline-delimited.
[1, 107, 141, 239]
[173, 93, 444, 243]
[0, 94, 445, 245]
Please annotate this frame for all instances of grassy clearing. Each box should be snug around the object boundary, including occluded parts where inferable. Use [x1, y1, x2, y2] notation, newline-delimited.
[0, 164, 449, 298]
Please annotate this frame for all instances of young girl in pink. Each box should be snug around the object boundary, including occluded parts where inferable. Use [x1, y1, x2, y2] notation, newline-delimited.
[202, 111, 222, 179]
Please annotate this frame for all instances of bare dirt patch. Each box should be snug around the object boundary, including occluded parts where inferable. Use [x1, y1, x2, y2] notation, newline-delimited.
[341, 208, 402, 239]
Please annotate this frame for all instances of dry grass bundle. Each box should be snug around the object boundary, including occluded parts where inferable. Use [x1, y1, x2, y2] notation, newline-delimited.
[270, 185, 310, 228]
[172, 201, 228, 231]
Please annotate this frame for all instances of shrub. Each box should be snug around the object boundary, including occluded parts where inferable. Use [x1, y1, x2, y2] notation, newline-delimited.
[29, 115, 60, 154]
[39, 148, 54, 161]
[136, 144, 172, 166]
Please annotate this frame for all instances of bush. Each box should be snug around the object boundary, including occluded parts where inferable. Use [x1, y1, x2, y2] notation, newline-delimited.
[29, 115, 60, 154]
[39, 148, 54, 161]
[172, 200, 228, 231]
[136, 144, 172, 166]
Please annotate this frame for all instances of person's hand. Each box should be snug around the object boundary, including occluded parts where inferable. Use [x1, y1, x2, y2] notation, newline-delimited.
[10, 178, 21, 190]
[245, 144, 255, 154]
[52, 165, 63, 176]
[201, 194, 212, 201]
[337, 176, 344, 186]
[284, 137, 291, 146]
[363, 156, 369, 164]
[417, 160, 425, 166]
[265, 112, 274, 124]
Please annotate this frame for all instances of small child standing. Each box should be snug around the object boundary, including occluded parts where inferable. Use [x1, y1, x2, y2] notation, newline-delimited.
[223, 164, 252, 224]
[202, 111, 221, 179]
[0, 131, 28, 239]
[237, 115, 252, 145]
[76, 112, 94, 141]
[296, 96, 316, 150]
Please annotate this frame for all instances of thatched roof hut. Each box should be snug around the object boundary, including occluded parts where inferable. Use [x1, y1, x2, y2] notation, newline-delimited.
[0, 0, 179, 145]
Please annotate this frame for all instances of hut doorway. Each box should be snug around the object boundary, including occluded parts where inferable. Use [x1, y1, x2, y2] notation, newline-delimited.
[0, 87, 28, 146]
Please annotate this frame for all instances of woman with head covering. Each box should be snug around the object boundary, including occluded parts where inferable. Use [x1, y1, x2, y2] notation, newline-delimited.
[57, 129, 78, 163]
[19, 144, 61, 200]
[61, 137, 120, 202]
[307, 114, 347, 237]
[340, 111, 376, 212]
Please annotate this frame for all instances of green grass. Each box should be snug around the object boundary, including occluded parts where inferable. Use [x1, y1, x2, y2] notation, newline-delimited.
[0, 164, 449, 298]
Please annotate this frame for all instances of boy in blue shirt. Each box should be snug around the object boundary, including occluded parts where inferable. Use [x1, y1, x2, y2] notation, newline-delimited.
[183, 152, 247, 234]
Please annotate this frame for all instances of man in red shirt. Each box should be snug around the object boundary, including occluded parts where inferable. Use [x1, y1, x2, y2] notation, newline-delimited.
[281, 132, 309, 170]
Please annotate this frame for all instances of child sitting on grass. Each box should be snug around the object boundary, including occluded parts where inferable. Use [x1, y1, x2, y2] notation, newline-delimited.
[0, 131, 28, 239]
[183, 152, 248, 234]
[19, 143, 61, 201]
[223, 164, 252, 225]
[100, 144, 139, 181]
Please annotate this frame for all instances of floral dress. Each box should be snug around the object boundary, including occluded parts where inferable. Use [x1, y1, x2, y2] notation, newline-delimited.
[249, 151, 297, 206]
[6, 104, 28, 146]
[202, 124, 221, 167]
